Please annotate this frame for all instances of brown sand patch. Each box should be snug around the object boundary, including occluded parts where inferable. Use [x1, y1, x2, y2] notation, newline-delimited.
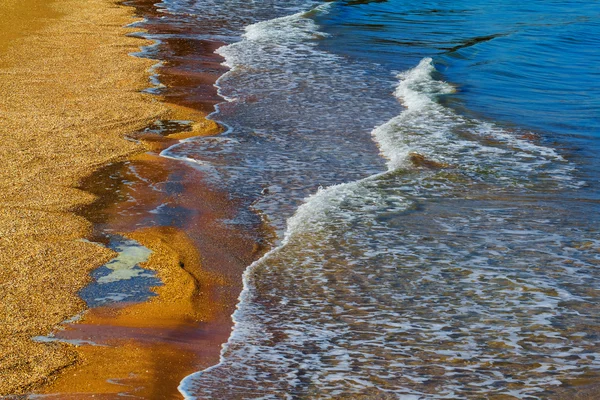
[409, 152, 451, 169]
[0, 0, 171, 394]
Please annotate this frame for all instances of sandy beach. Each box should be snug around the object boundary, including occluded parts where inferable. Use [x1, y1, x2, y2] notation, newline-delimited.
[3, 0, 599, 398]
[0, 0, 222, 395]
[0, 0, 266, 395]
[0, 0, 165, 393]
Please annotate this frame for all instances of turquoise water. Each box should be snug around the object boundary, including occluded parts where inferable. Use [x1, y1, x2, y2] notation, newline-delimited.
[139, 0, 600, 397]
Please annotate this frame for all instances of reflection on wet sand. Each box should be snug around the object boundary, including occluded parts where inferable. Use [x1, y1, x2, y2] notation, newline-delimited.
[42, 139, 266, 397]
[39, 0, 268, 396]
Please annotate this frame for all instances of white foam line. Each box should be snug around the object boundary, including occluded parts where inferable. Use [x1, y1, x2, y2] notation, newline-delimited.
[178, 169, 390, 398]
[176, 9, 445, 400]
[159, 104, 234, 168]
[161, 4, 326, 169]
[127, 20, 165, 91]
[180, 4, 579, 399]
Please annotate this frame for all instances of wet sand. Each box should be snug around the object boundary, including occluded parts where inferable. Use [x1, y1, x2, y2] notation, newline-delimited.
[41, 150, 263, 397]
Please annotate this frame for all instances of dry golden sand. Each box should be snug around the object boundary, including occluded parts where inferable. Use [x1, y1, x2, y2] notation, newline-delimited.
[0, 0, 60, 54]
[0, 0, 175, 394]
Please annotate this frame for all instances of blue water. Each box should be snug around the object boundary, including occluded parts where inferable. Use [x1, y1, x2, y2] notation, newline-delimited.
[138, 0, 600, 398]
[318, 1, 600, 147]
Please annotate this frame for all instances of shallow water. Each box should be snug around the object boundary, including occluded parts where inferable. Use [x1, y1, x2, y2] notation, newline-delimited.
[134, 0, 599, 398]
[79, 235, 159, 308]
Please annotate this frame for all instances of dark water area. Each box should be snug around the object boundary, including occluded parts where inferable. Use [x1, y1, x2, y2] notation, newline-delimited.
[109, 0, 600, 398]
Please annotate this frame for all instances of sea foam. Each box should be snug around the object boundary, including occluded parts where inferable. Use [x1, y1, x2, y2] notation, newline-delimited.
[178, 4, 597, 400]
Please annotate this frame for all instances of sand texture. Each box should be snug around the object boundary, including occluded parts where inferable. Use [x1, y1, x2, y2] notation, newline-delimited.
[0, 0, 169, 394]
[41, 226, 228, 398]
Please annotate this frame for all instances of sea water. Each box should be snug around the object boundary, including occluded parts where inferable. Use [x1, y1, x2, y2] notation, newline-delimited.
[143, 0, 599, 398]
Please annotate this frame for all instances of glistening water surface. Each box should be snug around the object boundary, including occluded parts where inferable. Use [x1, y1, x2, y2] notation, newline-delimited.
[138, 0, 599, 398]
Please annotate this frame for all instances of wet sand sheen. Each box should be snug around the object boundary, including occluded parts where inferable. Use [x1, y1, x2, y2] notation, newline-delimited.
[42, 150, 265, 397]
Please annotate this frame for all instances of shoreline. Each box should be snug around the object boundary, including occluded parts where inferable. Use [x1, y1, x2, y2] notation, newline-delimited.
[41, 151, 265, 397]
[0, 0, 260, 396]
[0, 0, 166, 393]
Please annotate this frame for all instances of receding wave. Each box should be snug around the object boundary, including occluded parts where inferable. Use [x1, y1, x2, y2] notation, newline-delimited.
[178, 5, 599, 400]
